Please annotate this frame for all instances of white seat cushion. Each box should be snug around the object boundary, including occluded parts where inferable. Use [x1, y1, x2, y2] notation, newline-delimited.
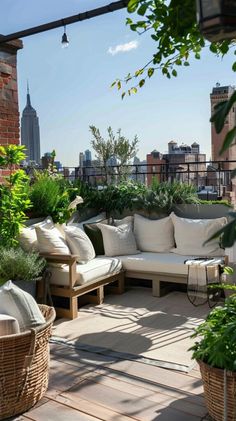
[48, 256, 122, 286]
[118, 252, 198, 276]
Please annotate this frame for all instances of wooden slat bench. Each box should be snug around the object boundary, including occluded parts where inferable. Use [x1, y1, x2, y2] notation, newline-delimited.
[40, 253, 125, 319]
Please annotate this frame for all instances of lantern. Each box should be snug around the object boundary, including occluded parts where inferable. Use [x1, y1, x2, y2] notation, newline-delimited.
[196, 0, 236, 42]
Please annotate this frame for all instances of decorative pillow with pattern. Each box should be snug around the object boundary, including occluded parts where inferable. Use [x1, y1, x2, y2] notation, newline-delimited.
[97, 222, 139, 257]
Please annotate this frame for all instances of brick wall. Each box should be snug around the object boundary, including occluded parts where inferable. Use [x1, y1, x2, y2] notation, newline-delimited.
[0, 39, 23, 146]
[0, 39, 23, 181]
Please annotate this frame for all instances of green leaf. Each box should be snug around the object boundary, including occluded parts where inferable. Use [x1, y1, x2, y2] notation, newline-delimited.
[137, 3, 149, 16]
[117, 81, 121, 90]
[121, 92, 126, 100]
[210, 43, 218, 53]
[110, 81, 116, 88]
[172, 69, 177, 77]
[232, 62, 236, 72]
[139, 79, 145, 88]
[224, 266, 234, 275]
[183, 61, 190, 66]
[147, 67, 154, 78]
[211, 92, 236, 133]
[127, 0, 139, 13]
[220, 126, 236, 155]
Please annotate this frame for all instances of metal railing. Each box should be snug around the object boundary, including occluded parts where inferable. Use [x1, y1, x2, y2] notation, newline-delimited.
[54, 159, 236, 198]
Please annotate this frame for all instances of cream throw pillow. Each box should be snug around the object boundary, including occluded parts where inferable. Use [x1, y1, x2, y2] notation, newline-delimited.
[19, 216, 54, 252]
[35, 225, 70, 255]
[134, 213, 175, 252]
[97, 222, 139, 257]
[64, 226, 96, 263]
[171, 212, 227, 256]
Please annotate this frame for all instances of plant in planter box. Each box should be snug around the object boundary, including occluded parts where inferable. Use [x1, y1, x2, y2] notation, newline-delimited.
[29, 171, 82, 223]
[190, 295, 236, 421]
[0, 247, 46, 297]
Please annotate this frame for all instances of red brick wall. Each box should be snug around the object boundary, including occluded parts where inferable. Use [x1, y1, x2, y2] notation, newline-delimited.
[0, 39, 23, 146]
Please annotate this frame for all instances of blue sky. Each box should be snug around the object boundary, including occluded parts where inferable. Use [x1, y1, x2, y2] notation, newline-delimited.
[1, 0, 235, 166]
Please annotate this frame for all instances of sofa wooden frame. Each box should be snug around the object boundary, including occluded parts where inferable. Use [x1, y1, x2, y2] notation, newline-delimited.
[40, 253, 125, 319]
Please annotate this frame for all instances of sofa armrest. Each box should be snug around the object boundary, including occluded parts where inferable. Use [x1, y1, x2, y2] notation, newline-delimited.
[39, 253, 78, 289]
[39, 253, 78, 264]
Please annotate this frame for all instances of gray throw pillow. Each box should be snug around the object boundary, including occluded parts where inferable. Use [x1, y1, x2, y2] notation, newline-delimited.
[0, 281, 45, 331]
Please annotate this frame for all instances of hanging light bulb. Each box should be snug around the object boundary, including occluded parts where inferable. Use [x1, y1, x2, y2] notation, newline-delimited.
[61, 25, 69, 48]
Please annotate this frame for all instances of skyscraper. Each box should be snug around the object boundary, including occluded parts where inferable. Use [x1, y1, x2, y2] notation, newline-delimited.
[21, 84, 40, 164]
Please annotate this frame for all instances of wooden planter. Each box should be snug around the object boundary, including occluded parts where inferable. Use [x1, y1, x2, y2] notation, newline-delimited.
[198, 360, 236, 421]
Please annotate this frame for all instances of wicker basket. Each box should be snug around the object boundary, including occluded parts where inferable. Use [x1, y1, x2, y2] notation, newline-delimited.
[0, 304, 56, 420]
[198, 360, 236, 421]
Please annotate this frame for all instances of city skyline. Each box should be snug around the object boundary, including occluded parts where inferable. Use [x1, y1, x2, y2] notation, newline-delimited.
[1, 0, 235, 166]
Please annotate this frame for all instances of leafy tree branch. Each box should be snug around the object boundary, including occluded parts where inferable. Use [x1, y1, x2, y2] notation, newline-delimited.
[112, 0, 234, 97]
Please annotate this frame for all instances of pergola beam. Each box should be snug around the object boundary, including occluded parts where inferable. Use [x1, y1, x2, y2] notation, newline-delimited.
[0, 0, 129, 44]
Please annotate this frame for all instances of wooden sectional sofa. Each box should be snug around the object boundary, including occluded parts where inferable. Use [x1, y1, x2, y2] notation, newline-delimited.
[25, 204, 233, 320]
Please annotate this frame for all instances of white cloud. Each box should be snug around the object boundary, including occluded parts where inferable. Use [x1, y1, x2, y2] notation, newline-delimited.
[108, 40, 139, 56]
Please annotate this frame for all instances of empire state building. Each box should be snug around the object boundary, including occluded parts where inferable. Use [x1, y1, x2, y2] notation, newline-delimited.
[21, 85, 40, 164]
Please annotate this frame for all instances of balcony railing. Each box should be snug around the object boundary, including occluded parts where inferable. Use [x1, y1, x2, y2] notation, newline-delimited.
[21, 159, 236, 199]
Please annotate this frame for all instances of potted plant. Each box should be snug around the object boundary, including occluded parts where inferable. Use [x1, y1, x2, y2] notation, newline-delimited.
[190, 294, 236, 421]
[0, 247, 46, 298]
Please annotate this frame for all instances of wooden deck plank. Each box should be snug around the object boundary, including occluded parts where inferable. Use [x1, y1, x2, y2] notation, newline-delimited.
[60, 377, 205, 421]
[15, 338, 208, 421]
[50, 343, 204, 395]
[24, 400, 101, 421]
[55, 395, 134, 421]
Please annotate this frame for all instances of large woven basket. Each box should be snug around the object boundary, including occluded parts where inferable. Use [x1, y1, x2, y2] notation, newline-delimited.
[198, 360, 236, 421]
[0, 304, 56, 420]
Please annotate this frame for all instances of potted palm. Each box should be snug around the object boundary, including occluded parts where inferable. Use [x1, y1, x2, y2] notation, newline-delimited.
[190, 294, 236, 421]
[0, 247, 46, 297]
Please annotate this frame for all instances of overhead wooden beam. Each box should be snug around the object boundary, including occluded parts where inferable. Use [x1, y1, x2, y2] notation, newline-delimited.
[0, 0, 129, 44]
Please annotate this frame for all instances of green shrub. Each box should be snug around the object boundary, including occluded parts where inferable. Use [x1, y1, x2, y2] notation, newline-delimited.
[190, 294, 236, 371]
[0, 247, 46, 285]
[30, 172, 80, 223]
[0, 145, 31, 247]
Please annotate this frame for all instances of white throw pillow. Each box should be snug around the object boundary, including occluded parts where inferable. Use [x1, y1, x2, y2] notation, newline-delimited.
[97, 222, 139, 257]
[35, 225, 70, 255]
[134, 213, 175, 252]
[0, 281, 45, 331]
[64, 226, 96, 263]
[171, 212, 227, 256]
[19, 216, 54, 252]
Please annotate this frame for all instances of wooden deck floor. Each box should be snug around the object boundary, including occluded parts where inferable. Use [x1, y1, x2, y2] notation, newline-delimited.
[14, 342, 210, 421]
